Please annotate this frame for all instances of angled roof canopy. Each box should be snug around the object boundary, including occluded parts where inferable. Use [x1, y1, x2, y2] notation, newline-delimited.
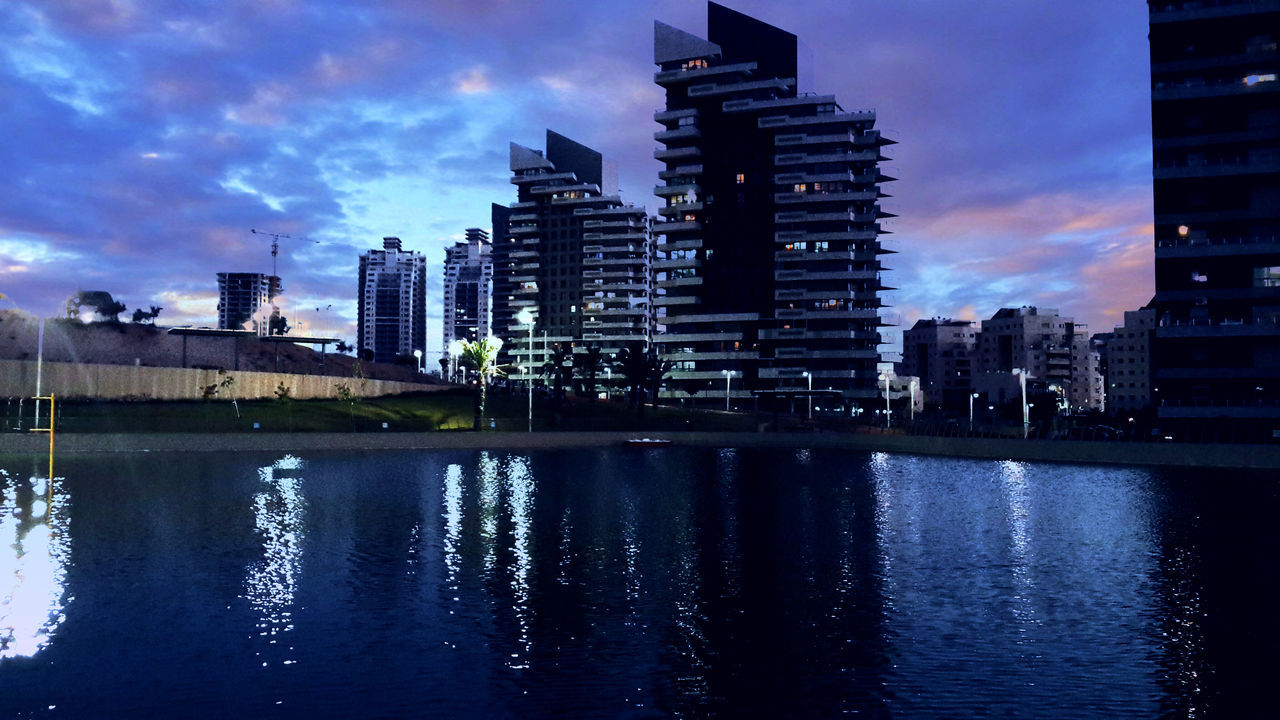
[654, 20, 721, 64]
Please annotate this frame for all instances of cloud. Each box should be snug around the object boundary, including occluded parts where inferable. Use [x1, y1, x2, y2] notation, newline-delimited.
[453, 65, 492, 94]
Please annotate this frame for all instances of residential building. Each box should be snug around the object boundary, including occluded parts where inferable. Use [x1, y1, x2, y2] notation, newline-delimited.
[975, 306, 1101, 412]
[902, 318, 976, 410]
[216, 272, 280, 334]
[1149, 1, 1280, 430]
[652, 3, 895, 407]
[357, 237, 427, 364]
[492, 131, 652, 379]
[442, 228, 492, 358]
[1107, 307, 1157, 414]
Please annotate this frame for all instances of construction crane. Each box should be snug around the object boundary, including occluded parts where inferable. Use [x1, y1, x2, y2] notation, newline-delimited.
[250, 229, 319, 298]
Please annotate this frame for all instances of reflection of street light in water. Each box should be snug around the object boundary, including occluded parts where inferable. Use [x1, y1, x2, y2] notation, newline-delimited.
[1, 471, 70, 660]
[243, 456, 306, 665]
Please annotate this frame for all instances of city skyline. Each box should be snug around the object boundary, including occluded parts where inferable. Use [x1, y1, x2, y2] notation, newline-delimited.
[0, 1, 1154, 350]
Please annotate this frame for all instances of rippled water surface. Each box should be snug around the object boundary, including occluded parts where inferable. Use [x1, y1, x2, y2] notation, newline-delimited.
[2, 448, 1277, 718]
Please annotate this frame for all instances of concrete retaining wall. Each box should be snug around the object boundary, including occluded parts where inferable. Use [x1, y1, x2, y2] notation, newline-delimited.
[0, 359, 443, 401]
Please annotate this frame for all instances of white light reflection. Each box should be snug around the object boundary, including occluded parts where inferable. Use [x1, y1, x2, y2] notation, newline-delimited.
[999, 460, 1038, 627]
[243, 455, 306, 664]
[477, 453, 500, 571]
[442, 463, 463, 611]
[505, 455, 534, 669]
[1, 470, 71, 661]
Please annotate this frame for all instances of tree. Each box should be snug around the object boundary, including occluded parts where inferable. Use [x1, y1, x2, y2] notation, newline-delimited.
[460, 336, 505, 430]
[131, 305, 162, 324]
[335, 340, 352, 355]
[675, 379, 711, 409]
[573, 345, 605, 400]
[542, 343, 572, 406]
[268, 307, 289, 336]
[68, 290, 126, 322]
[613, 342, 673, 418]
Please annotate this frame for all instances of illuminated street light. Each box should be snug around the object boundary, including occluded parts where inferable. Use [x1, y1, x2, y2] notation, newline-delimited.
[447, 340, 464, 384]
[878, 373, 891, 429]
[969, 392, 979, 432]
[1013, 368, 1029, 438]
[802, 371, 812, 419]
[516, 308, 536, 432]
[721, 369, 736, 412]
[412, 349, 422, 374]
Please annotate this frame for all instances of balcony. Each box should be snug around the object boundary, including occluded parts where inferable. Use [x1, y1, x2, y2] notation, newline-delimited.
[655, 146, 702, 162]
[653, 220, 702, 234]
[655, 183, 701, 197]
[658, 202, 704, 217]
[654, 126, 701, 142]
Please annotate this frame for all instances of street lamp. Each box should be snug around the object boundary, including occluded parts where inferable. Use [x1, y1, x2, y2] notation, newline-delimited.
[969, 392, 979, 432]
[412, 349, 422, 374]
[1013, 368, 1029, 438]
[516, 308, 536, 432]
[447, 340, 463, 384]
[721, 369, 736, 412]
[802, 371, 812, 419]
[879, 373, 891, 429]
[908, 378, 917, 424]
[605, 367, 612, 400]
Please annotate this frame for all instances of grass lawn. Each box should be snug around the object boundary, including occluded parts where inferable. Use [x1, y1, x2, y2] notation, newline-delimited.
[21, 389, 762, 434]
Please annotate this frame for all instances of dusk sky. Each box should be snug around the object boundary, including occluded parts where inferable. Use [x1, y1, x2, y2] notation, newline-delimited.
[0, 0, 1155, 352]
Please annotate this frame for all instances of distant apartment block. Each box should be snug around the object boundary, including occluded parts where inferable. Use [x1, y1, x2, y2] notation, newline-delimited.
[493, 131, 651, 378]
[216, 272, 280, 334]
[975, 306, 1101, 413]
[443, 228, 492, 358]
[357, 237, 427, 364]
[1107, 307, 1156, 414]
[652, 2, 895, 407]
[901, 318, 976, 410]
[1149, 1, 1280, 427]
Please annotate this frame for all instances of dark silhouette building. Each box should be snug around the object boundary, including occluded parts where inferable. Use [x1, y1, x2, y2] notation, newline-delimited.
[492, 131, 651, 378]
[1149, 1, 1280, 434]
[217, 272, 281, 334]
[652, 2, 895, 409]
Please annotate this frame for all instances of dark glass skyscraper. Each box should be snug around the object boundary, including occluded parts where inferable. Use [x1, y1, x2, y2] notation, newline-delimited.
[1149, 0, 1280, 433]
[652, 3, 895, 409]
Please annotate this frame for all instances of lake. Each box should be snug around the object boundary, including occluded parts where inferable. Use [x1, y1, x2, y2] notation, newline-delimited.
[2, 447, 1276, 718]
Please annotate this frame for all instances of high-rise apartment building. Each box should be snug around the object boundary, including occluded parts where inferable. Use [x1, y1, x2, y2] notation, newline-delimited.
[902, 318, 976, 410]
[357, 237, 427, 364]
[652, 3, 895, 407]
[492, 131, 651, 378]
[442, 228, 492, 358]
[1149, 1, 1280, 431]
[216, 272, 281, 334]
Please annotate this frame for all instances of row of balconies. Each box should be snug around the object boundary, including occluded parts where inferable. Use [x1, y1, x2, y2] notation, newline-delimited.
[775, 308, 879, 320]
[775, 129, 881, 148]
[652, 220, 702, 235]
[773, 250, 879, 264]
[756, 110, 876, 129]
[774, 190, 881, 205]
[776, 229, 880, 243]
[654, 61, 758, 86]
[687, 77, 792, 98]
[510, 172, 576, 186]
[659, 164, 703, 180]
[655, 146, 701, 162]
[654, 126, 702, 143]
[773, 348, 879, 360]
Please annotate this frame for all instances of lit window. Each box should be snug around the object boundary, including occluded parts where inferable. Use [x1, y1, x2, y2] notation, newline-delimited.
[1190, 270, 1208, 283]
[735, 173, 745, 184]
[1244, 73, 1277, 86]
[793, 183, 807, 193]
[1255, 266, 1280, 288]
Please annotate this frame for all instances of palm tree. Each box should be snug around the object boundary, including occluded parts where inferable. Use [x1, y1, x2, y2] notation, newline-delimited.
[542, 343, 572, 407]
[573, 345, 605, 400]
[460, 336, 504, 430]
[613, 342, 673, 418]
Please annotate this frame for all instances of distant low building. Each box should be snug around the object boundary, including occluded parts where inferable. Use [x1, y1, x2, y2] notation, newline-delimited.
[1106, 307, 1156, 414]
[902, 318, 976, 410]
[975, 306, 1101, 413]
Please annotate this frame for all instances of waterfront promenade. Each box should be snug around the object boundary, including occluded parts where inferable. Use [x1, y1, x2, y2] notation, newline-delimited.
[3, 430, 1278, 470]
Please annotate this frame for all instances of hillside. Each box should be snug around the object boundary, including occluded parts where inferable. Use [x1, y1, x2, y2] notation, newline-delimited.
[0, 310, 436, 384]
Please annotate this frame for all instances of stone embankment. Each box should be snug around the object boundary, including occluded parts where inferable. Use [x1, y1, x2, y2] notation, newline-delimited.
[2, 431, 1277, 470]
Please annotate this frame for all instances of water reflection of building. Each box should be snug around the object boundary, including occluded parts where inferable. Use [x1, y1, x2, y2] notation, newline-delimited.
[1, 471, 70, 661]
[244, 456, 306, 656]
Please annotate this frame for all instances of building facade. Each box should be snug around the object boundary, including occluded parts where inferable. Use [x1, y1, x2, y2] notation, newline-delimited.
[975, 306, 1101, 413]
[357, 237, 427, 364]
[492, 131, 652, 378]
[902, 318, 976, 410]
[216, 272, 280, 334]
[1106, 307, 1156, 414]
[442, 228, 492, 358]
[652, 3, 895, 407]
[1149, 1, 1280, 429]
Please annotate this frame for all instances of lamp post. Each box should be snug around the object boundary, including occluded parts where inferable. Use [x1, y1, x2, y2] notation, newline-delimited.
[969, 392, 979, 432]
[908, 378, 917, 424]
[879, 373, 891, 429]
[1013, 368, 1029, 438]
[721, 369, 735, 412]
[413, 349, 422, 374]
[447, 339, 463, 384]
[802, 371, 813, 419]
[605, 368, 612, 400]
[517, 308, 536, 432]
